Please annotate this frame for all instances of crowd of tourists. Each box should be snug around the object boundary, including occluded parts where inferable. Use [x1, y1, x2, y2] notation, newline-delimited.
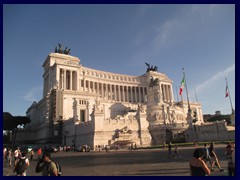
[3, 141, 235, 176]
[189, 141, 235, 176]
[3, 146, 61, 176]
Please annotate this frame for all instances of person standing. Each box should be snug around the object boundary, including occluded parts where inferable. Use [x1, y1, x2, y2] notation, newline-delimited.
[13, 151, 30, 176]
[3, 147, 7, 166]
[7, 148, 12, 167]
[30, 149, 34, 161]
[14, 147, 20, 166]
[35, 151, 58, 176]
[194, 140, 198, 149]
[209, 142, 224, 172]
[202, 143, 212, 167]
[37, 147, 42, 160]
[168, 142, 172, 158]
[4, 147, 8, 167]
[173, 145, 180, 159]
[189, 148, 211, 176]
[226, 142, 235, 176]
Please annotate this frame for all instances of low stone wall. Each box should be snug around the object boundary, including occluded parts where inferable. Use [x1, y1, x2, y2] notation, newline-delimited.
[185, 121, 234, 142]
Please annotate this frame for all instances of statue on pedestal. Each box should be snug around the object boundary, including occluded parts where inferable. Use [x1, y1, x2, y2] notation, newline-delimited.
[55, 43, 71, 55]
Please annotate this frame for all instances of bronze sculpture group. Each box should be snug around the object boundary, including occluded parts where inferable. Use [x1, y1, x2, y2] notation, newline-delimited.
[145, 62, 158, 72]
[55, 43, 71, 55]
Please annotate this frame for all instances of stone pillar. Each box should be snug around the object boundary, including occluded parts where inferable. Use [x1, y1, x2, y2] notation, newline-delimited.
[77, 71, 79, 91]
[164, 85, 167, 101]
[70, 70, 72, 91]
[64, 69, 66, 90]
[126, 86, 129, 102]
[114, 84, 117, 101]
[118, 85, 120, 101]
[122, 86, 125, 102]
[137, 107, 152, 146]
[56, 67, 59, 89]
[83, 78, 86, 92]
[133, 87, 136, 102]
[130, 86, 133, 102]
[138, 87, 142, 103]
[121, 86, 123, 102]
[92, 81, 94, 93]
[61, 69, 64, 90]
[106, 84, 108, 100]
[102, 83, 104, 99]
[94, 111, 104, 131]
[167, 85, 170, 102]
[143, 87, 146, 102]
[170, 85, 174, 103]
[110, 84, 113, 101]
[96, 82, 99, 95]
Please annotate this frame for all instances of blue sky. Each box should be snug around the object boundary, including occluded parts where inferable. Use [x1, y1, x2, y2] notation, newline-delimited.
[3, 4, 235, 116]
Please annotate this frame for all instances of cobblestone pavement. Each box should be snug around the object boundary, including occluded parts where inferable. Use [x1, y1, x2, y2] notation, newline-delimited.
[3, 145, 229, 176]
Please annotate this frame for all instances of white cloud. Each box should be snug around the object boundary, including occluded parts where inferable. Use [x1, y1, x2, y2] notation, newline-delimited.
[23, 86, 42, 102]
[153, 19, 183, 51]
[152, 4, 220, 53]
[196, 64, 235, 93]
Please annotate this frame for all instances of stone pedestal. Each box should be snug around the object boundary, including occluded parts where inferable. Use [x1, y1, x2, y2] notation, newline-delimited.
[137, 112, 152, 146]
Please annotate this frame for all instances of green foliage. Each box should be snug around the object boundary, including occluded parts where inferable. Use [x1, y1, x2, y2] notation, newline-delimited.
[206, 115, 231, 125]
[3, 112, 31, 131]
[3, 112, 31, 146]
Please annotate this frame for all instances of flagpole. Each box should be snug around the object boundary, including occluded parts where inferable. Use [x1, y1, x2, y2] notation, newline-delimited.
[180, 86, 183, 108]
[175, 86, 179, 102]
[225, 78, 234, 114]
[182, 68, 191, 111]
[195, 89, 198, 102]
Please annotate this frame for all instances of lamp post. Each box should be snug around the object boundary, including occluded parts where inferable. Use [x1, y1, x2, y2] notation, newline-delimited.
[58, 116, 63, 145]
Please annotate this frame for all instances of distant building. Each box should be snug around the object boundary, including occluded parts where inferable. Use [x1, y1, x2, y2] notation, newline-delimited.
[16, 53, 206, 147]
[215, 111, 221, 115]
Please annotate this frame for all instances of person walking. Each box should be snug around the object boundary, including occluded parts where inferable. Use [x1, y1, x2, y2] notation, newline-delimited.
[202, 143, 212, 167]
[173, 145, 180, 159]
[37, 147, 42, 160]
[7, 148, 12, 167]
[226, 142, 235, 176]
[4, 147, 9, 167]
[13, 151, 30, 176]
[35, 151, 58, 176]
[209, 142, 224, 172]
[189, 148, 211, 176]
[30, 149, 34, 161]
[168, 142, 172, 158]
[14, 147, 20, 166]
[3, 147, 7, 166]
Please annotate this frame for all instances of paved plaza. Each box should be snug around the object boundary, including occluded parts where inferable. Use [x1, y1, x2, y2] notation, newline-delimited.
[3, 145, 228, 176]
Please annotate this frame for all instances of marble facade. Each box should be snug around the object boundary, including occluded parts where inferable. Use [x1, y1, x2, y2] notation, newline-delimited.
[18, 53, 206, 148]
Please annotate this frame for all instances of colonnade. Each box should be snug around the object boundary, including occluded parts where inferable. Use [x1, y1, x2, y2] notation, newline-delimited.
[59, 69, 78, 91]
[161, 84, 173, 102]
[81, 79, 147, 103]
[58, 68, 173, 103]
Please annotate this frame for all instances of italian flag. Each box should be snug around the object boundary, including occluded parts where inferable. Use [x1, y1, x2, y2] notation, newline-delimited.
[179, 76, 185, 95]
[225, 84, 229, 97]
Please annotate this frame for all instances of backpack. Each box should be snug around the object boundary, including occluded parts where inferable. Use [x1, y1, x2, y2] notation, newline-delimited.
[54, 162, 62, 176]
[6, 150, 9, 157]
[48, 161, 62, 176]
[203, 147, 209, 159]
[16, 158, 27, 174]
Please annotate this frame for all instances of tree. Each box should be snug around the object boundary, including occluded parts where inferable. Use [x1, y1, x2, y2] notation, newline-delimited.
[206, 115, 231, 125]
[3, 112, 31, 146]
